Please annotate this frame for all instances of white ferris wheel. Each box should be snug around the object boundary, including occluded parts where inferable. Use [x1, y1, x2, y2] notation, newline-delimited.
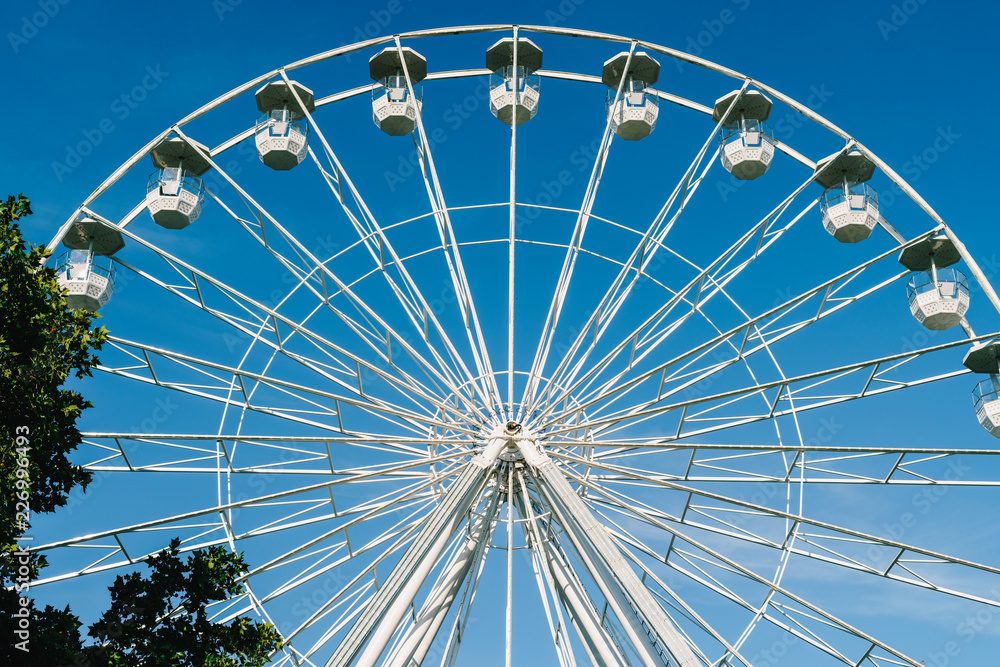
[37, 24, 1000, 667]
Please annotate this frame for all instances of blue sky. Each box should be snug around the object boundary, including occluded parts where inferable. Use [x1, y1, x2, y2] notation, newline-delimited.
[3, 0, 997, 242]
[4, 1, 1000, 666]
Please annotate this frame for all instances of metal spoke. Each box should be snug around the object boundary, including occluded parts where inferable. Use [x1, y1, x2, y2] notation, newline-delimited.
[394, 36, 505, 414]
[520, 42, 635, 412]
[543, 81, 750, 401]
[553, 450, 1000, 607]
[173, 125, 485, 427]
[274, 70, 493, 417]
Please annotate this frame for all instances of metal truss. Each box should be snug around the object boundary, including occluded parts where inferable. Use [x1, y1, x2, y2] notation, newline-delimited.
[32, 24, 1000, 667]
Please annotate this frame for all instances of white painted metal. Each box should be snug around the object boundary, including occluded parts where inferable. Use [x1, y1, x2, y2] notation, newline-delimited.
[254, 80, 313, 170]
[383, 501, 496, 667]
[963, 340, 1000, 373]
[145, 136, 211, 229]
[330, 435, 506, 667]
[906, 267, 970, 330]
[391, 35, 506, 415]
[511, 473, 579, 667]
[821, 179, 880, 243]
[516, 435, 703, 667]
[512, 474, 629, 667]
[714, 90, 775, 180]
[507, 28, 520, 415]
[56, 216, 122, 311]
[973, 377, 1000, 437]
[34, 24, 1000, 667]
[60, 216, 125, 255]
[504, 463, 515, 667]
[488, 36, 542, 125]
[273, 69, 501, 419]
[533, 78, 751, 411]
[813, 150, 881, 242]
[720, 118, 775, 181]
[605, 82, 658, 141]
[521, 42, 634, 411]
[603, 50, 659, 141]
[369, 47, 426, 136]
[56, 248, 114, 312]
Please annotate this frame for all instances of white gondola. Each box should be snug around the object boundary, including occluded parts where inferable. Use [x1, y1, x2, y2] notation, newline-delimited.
[57, 249, 115, 312]
[964, 342, 1000, 437]
[973, 379, 1000, 437]
[255, 80, 314, 171]
[369, 47, 426, 136]
[145, 137, 212, 229]
[814, 150, 880, 243]
[602, 51, 660, 141]
[822, 179, 880, 243]
[55, 216, 124, 312]
[899, 234, 968, 330]
[713, 90, 775, 181]
[906, 267, 969, 330]
[486, 37, 542, 126]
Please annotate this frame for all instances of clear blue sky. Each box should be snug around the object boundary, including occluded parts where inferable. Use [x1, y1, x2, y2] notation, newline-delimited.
[3, 0, 996, 245]
[4, 1, 1000, 665]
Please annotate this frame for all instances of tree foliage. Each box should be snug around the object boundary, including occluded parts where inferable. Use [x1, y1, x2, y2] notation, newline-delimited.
[1, 193, 102, 665]
[1, 195, 281, 665]
[83, 539, 282, 666]
[1, 193, 106, 545]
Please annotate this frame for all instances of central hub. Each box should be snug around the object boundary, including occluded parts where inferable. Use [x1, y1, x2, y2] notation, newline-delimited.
[498, 420, 525, 461]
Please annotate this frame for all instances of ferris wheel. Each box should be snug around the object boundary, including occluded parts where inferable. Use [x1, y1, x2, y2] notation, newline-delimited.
[37, 25, 1000, 667]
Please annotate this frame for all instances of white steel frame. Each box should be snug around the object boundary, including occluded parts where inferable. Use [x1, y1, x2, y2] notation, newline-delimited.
[34, 25, 1000, 667]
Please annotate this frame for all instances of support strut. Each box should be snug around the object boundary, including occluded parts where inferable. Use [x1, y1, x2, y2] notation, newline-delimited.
[516, 437, 704, 667]
[326, 436, 506, 667]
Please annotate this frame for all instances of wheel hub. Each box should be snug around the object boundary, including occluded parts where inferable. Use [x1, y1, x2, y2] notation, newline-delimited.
[498, 420, 526, 461]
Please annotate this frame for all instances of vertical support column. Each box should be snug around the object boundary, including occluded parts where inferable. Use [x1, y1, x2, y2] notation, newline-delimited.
[513, 485, 627, 667]
[506, 27, 519, 416]
[383, 500, 497, 667]
[504, 463, 515, 667]
[516, 438, 704, 667]
[326, 437, 506, 667]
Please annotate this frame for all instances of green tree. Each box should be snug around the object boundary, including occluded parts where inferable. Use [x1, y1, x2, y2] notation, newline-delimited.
[1, 193, 105, 546]
[1, 193, 102, 664]
[1, 195, 281, 665]
[83, 539, 282, 666]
